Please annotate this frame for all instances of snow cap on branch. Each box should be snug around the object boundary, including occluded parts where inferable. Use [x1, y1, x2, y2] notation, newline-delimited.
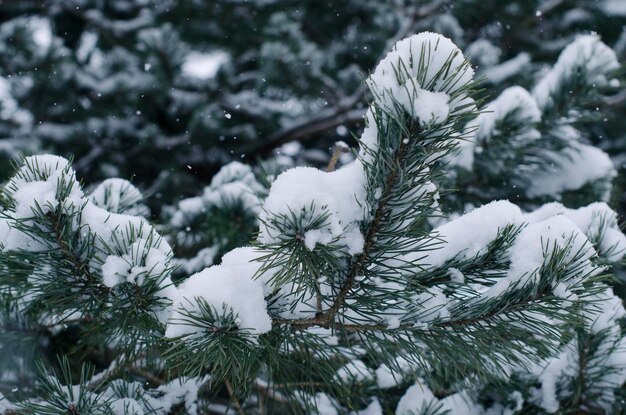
[527, 201, 626, 262]
[89, 178, 149, 217]
[165, 260, 271, 339]
[367, 31, 474, 127]
[2, 155, 83, 251]
[525, 142, 616, 201]
[533, 34, 620, 110]
[455, 86, 541, 170]
[258, 161, 367, 255]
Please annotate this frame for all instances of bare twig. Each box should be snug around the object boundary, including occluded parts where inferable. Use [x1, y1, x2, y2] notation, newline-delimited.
[257, 107, 365, 156]
[326, 142, 350, 172]
[225, 380, 245, 415]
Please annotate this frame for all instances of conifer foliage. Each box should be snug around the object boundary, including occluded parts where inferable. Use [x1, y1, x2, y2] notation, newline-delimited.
[1, 30, 626, 414]
[448, 34, 623, 212]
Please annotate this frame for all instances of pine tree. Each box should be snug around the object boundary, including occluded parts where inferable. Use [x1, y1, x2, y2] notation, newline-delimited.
[2, 31, 626, 414]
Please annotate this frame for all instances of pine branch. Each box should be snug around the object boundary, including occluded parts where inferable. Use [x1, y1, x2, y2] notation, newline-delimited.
[325, 139, 411, 321]
[272, 136, 413, 330]
[47, 212, 100, 289]
[282, 284, 555, 334]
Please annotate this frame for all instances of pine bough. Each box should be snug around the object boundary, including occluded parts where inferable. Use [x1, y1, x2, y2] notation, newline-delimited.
[1, 32, 626, 414]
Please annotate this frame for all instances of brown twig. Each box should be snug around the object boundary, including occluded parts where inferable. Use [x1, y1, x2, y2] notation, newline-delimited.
[257, 108, 366, 157]
[225, 380, 245, 415]
[326, 142, 350, 172]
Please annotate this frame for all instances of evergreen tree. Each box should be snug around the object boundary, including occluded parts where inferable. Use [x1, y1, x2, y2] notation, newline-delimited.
[1, 31, 626, 415]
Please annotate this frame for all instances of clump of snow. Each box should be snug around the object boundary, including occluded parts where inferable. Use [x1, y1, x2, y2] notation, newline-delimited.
[474, 86, 541, 143]
[356, 399, 383, 415]
[466, 39, 501, 67]
[369, 32, 473, 98]
[80, 201, 153, 253]
[168, 161, 264, 250]
[455, 86, 541, 170]
[405, 200, 625, 413]
[482, 52, 530, 84]
[213, 246, 334, 321]
[396, 382, 436, 415]
[602, 0, 626, 16]
[219, 246, 278, 296]
[168, 196, 204, 230]
[172, 246, 218, 275]
[398, 198, 626, 324]
[335, 360, 373, 383]
[305, 326, 338, 346]
[390, 88, 451, 127]
[258, 161, 367, 255]
[376, 356, 418, 389]
[109, 398, 144, 415]
[310, 393, 339, 415]
[526, 202, 626, 262]
[1, 155, 177, 324]
[525, 143, 615, 201]
[448, 267, 465, 283]
[367, 32, 474, 127]
[533, 35, 619, 110]
[412, 286, 451, 323]
[101, 236, 170, 289]
[586, 287, 626, 333]
[529, 286, 626, 413]
[2, 155, 83, 251]
[411, 200, 523, 268]
[7, 155, 81, 219]
[182, 51, 229, 80]
[439, 392, 483, 414]
[27, 16, 52, 50]
[202, 161, 264, 212]
[397, 382, 483, 414]
[397, 381, 440, 414]
[102, 255, 131, 288]
[89, 178, 149, 217]
[156, 377, 208, 415]
[165, 258, 271, 339]
[0, 77, 33, 128]
[356, 109, 381, 163]
[483, 215, 595, 300]
[109, 376, 210, 415]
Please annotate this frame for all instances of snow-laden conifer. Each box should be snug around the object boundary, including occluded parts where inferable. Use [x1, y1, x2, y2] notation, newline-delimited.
[451, 35, 622, 211]
[1, 31, 626, 415]
[162, 32, 626, 413]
